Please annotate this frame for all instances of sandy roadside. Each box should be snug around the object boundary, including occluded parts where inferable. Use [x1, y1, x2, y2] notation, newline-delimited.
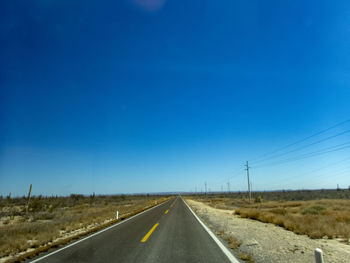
[186, 199, 350, 263]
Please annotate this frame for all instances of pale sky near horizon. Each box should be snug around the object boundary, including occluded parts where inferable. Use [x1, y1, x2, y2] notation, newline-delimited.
[1, 0, 350, 196]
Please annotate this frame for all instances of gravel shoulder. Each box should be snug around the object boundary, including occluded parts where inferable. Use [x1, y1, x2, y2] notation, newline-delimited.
[186, 199, 350, 263]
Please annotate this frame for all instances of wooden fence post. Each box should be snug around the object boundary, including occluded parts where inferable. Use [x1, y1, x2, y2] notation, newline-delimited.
[26, 184, 32, 213]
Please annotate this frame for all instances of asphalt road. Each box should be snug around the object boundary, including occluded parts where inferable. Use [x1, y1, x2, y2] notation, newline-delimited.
[29, 197, 237, 263]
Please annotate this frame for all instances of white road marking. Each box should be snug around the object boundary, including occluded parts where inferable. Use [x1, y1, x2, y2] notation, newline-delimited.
[181, 197, 240, 263]
[30, 200, 171, 262]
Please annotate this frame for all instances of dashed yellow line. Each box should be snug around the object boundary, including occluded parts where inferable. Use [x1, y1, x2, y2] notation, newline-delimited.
[165, 210, 169, 214]
[141, 223, 159, 243]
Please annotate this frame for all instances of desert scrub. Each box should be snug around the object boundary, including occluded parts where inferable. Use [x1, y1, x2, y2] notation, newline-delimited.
[0, 221, 58, 257]
[301, 205, 326, 215]
[235, 199, 350, 239]
[186, 188, 350, 203]
[0, 195, 169, 259]
[239, 252, 254, 263]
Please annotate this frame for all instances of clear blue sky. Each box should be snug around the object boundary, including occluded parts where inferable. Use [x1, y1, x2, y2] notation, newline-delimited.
[1, 0, 350, 196]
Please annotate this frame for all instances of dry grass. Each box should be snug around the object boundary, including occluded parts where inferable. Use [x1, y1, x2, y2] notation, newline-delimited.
[216, 229, 242, 249]
[216, 228, 253, 262]
[239, 252, 254, 262]
[225, 235, 242, 250]
[189, 197, 251, 210]
[0, 194, 169, 261]
[188, 191, 350, 240]
[235, 199, 350, 239]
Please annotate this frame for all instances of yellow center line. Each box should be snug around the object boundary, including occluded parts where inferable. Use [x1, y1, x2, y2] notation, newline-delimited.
[141, 223, 159, 243]
[165, 210, 169, 214]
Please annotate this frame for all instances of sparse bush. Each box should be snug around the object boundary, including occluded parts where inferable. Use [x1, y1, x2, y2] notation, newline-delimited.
[30, 198, 44, 212]
[48, 205, 55, 213]
[189, 192, 350, 240]
[33, 211, 55, 221]
[301, 205, 326, 215]
[233, 200, 350, 239]
[89, 193, 95, 204]
[271, 208, 287, 215]
[225, 235, 241, 249]
[239, 252, 254, 262]
[70, 194, 84, 202]
[255, 196, 263, 203]
[0, 194, 169, 260]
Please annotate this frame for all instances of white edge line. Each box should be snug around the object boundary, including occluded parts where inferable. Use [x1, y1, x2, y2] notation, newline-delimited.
[30, 199, 171, 262]
[181, 196, 240, 263]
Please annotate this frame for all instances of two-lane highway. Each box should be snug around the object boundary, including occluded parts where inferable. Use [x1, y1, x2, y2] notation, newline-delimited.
[29, 197, 238, 263]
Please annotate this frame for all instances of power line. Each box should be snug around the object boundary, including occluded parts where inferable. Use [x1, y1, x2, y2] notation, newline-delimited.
[252, 129, 350, 166]
[228, 170, 245, 180]
[279, 144, 350, 164]
[221, 119, 350, 192]
[282, 156, 350, 182]
[250, 118, 350, 164]
[292, 141, 350, 158]
[253, 143, 350, 169]
[265, 166, 350, 190]
[303, 165, 350, 181]
[251, 156, 350, 189]
[217, 169, 245, 187]
[241, 118, 350, 191]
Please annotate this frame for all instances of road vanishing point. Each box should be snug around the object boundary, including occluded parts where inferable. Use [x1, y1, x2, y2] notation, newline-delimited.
[28, 197, 239, 263]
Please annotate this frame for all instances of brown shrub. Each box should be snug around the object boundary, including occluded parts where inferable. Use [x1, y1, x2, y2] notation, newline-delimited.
[234, 199, 350, 239]
[239, 252, 254, 262]
[0, 195, 169, 260]
[225, 235, 242, 249]
[190, 193, 350, 240]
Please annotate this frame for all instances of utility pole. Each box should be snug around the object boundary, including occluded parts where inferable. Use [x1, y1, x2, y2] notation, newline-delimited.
[205, 182, 207, 195]
[221, 185, 223, 192]
[227, 181, 230, 194]
[245, 161, 251, 203]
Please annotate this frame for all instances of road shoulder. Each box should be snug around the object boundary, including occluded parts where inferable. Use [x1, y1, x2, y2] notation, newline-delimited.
[186, 199, 350, 263]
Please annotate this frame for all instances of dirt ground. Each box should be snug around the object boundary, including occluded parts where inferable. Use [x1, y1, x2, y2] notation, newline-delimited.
[186, 199, 350, 263]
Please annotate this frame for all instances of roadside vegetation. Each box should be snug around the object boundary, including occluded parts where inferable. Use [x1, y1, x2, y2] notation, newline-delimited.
[0, 194, 169, 262]
[216, 230, 254, 262]
[188, 189, 350, 240]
